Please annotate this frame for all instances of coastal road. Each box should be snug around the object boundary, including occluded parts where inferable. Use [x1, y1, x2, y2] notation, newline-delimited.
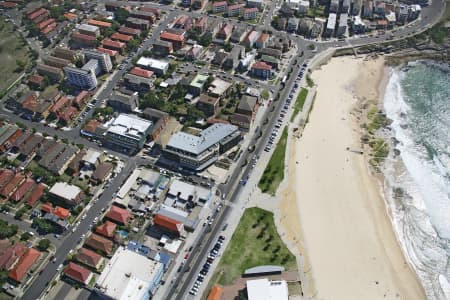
[169, 42, 308, 299]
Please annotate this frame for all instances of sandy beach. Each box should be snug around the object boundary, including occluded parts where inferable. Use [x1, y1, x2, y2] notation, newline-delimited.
[279, 56, 425, 300]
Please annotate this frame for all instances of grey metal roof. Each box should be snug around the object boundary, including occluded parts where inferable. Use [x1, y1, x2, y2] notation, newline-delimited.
[244, 265, 285, 275]
[166, 123, 239, 155]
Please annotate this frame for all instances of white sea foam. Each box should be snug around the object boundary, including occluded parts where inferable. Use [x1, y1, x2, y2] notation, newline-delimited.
[383, 66, 450, 300]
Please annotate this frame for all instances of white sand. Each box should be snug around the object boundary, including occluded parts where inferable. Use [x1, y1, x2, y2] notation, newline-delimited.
[282, 56, 425, 300]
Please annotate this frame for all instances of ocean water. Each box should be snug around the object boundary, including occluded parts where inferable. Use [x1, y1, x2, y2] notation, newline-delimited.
[383, 61, 450, 300]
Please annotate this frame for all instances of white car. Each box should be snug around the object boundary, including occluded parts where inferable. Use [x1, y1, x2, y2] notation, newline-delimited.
[56, 264, 63, 271]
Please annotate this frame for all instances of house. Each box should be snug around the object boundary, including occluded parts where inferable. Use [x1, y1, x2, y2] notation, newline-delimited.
[212, 51, 228, 67]
[247, 0, 263, 8]
[287, 17, 300, 32]
[223, 45, 245, 70]
[251, 61, 273, 79]
[0, 242, 27, 270]
[49, 182, 83, 206]
[102, 38, 126, 54]
[18, 134, 44, 157]
[212, 1, 227, 13]
[153, 214, 184, 237]
[192, 0, 207, 9]
[0, 172, 25, 199]
[243, 31, 260, 48]
[108, 92, 139, 113]
[152, 40, 173, 57]
[126, 17, 150, 30]
[36, 63, 63, 82]
[197, 94, 220, 117]
[216, 23, 233, 41]
[341, 0, 350, 13]
[325, 13, 337, 37]
[111, 33, 133, 43]
[139, 6, 162, 19]
[130, 10, 156, 23]
[28, 74, 45, 90]
[63, 262, 92, 285]
[8, 248, 40, 283]
[193, 16, 208, 34]
[261, 55, 279, 69]
[188, 74, 209, 97]
[10, 178, 35, 202]
[0, 169, 14, 188]
[88, 19, 112, 28]
[160, 32, 185, 50]
[136, 57, 169, 76]
[337, 13, 348, 36]
[118, 26, 141, 38]
[85, 234, 114, 256]
[173, 15, 193, 31]
[79, 24, 100, 37]
[141, 108, 169, 140]
[208, 78, 232, 99]
[90, 162, 114, 185]
[205, 19, 222, 38]
[243, 7, 258, 20]
[255, 33, 269, 49]
[124, 74, 154, 94]
[95, 221, 117, 239]
[297, 0, 310, 14]
[258, 47, 281, 59]
[231, 95, 259, 129]
[25, 183, 45, 207]
[73, 90, 90, 109]
[106, 205, 131, 225]
[227, 3, 244, 17]
[75, 248, 104, 269]
[362, 0, 373, 18]
[230, 25, 249, 43]
[185, 44, 203, 61]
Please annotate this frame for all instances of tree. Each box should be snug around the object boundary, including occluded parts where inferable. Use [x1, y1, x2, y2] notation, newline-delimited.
[198, 34, 212, 47]
[223, 42, 232, 52]
[127, 39, 140, 52]
[114, 8, 130, 24]
[140, 90, 164, 110]
[186, 105, 205, 122]
[15, 208, 26, 220]
[0, 220, 18, 239]
[37, 239, 51, 251]
[261, 89, 270, 100]
[20, 232, 32, 241]
[33, 218, 55, 234]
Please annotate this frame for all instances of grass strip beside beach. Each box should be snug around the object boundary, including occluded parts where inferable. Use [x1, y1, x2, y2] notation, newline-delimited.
[258, 127, 288, 195]
[212, 207, 297, 286]
[290, 88, 309, 122]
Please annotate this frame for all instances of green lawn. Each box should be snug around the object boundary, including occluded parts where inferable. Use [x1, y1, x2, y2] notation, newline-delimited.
[290, 88, 308, 122]
[0, 17, 31, 92]
[213, 207, 297, 286]
[258, 126, 288, 195]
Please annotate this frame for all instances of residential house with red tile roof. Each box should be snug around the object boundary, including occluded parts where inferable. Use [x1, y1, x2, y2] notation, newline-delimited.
[243, 7, 258, 20]
[63, 262, 92, 285]
[8, 248, 40, 282]
[72, 32, 97, 47]
[85, 234, 114, 256]
[95, 221, 117, 239]
[227, 3, 244, 17]
[53, 206, 70, 219]
[75, 248, 103, 269]
[25, 183, 45, 207]
[0, 242, 27, 270]
[102, 38, 126, 54]
[87, 19, 112, 28]
[118, 26, 141, 37]
[111, 33, 133, 43]
[10, 178, 35, 202]
[0, 169, 14, 188]
[159, 31, 185, 50]
[130, 67, 154, 78]
[0, 173, 25, 199]
[250, 61, 273, 79]
[73, 91, 90, 109]
[217, 23, 233, 40]
[153, 214, 184, 236]
[105, 205, 131, 225]
[212, 1, 227, 13]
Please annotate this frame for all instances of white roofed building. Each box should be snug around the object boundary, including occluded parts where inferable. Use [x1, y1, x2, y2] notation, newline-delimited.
[136, 57, 169, 76]
[163, 124, 241, 171]
[246, 278, 289, 300]
[49, 182, 83, 206]
[95, 247, 164, 300]
[102, 114, 153, 154]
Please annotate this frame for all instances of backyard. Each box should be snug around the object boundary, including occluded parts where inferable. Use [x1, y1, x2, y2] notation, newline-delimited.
[211, 207, 297, 286]
[258, 126, 288, 195]
[0, 17, 31, 93]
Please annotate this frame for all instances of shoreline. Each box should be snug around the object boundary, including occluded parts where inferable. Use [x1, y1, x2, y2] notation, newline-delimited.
[278, 55, 425, 299]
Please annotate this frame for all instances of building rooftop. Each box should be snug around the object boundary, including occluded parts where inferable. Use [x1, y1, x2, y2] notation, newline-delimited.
[136, 57, 169, 70]
[190, 74, 209, 89]
[208, 78, 231, 96]
[79, 23, 99, 32]
[246, 278, 289, 300]
[167, 123, 239, 155]
[95, 248, 164, 300]
[76, 248, 103, 268]
[95, 221, 117, 238]
[105, 114, 153, 139]
[8, 248, 40, 282]
[106, 205, 131, 225]
[64, 262, 92, 284]
[153, 214, 183, 234]
[49, 182, 81, 201]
